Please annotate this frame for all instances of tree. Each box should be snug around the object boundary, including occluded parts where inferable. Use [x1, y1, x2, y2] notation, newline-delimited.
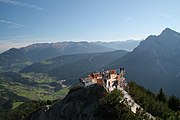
[94, 89, 142, 120]
[168, 95, 180, 111]
[157, 88, 167, 103]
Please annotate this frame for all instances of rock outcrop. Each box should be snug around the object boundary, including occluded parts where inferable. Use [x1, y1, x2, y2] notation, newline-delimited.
[30, 84, 106, 120]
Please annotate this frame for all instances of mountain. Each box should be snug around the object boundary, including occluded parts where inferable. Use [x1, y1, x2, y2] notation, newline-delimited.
[0, 41, 113, 71]
[20, 50, 128, 85]
[29, 83, 179, 120]
[91, 40, 141, 51]
[1, 79, 180, 120]
[30, 84, 106, 120]
[108, 28, 180, 96]
[0, 84, 28, 112]
[0, 72, 36, 86]
[29, 84, 145, 120]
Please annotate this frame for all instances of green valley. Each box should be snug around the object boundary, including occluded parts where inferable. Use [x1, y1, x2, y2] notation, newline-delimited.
[0, 71, 69, 115]
[0, 72, 69, 101]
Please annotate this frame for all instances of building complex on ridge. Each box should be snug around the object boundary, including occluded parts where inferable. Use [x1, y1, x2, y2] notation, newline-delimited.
[79, 68, 127, 92]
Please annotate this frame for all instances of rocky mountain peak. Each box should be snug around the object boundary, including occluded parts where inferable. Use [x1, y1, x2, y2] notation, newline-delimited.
[133, 28, 180, 54]
[160, 27, 180, 37]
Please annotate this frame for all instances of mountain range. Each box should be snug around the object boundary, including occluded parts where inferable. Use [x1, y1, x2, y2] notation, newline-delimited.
[1, 28, 180, 119]
[0, 40, 139, 71]
[18, 28, 180, 97]
[1, 28, 180, 97]
[0, 42, 112, 71]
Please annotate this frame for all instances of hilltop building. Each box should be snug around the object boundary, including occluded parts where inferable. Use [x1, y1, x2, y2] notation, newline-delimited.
[79, 68, 127, 91]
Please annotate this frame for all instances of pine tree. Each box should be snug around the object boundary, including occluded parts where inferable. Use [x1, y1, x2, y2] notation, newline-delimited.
[168, 95, 180, 111]
[157, 88, 167, 102]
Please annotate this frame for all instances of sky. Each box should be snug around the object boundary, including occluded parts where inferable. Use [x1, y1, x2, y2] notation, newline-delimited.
[0, 0, 180, 52]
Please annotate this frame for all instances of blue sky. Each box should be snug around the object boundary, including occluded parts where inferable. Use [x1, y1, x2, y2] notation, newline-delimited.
[0, 0, 180, 52]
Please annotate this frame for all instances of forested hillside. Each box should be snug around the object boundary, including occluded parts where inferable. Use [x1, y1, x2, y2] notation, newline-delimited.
[20, 50, 127, 85]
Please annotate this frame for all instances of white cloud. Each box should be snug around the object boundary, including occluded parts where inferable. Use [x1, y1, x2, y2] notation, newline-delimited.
[0, 18, 25, 28]
[0, 0, 43, 10]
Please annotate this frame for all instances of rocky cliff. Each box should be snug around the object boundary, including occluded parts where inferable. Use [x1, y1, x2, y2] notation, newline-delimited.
[30, 85, 106, 120]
